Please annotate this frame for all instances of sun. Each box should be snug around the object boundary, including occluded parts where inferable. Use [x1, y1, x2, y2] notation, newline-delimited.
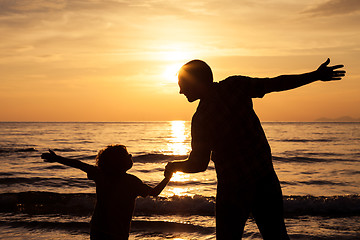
[160, 48, 193, 83]
[162, 62, 183, 83]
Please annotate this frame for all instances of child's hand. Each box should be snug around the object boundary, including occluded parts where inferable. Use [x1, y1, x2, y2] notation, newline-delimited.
[41, 149, 58, 162]
[165, 162, 176, 174]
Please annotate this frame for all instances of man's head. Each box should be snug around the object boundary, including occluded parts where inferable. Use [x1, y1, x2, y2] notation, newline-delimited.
[178, 60, 213, 102]
[96, 144, 133, 174]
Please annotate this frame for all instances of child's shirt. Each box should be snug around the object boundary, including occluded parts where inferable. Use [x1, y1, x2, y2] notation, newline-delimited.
[87, 166, 151, 239]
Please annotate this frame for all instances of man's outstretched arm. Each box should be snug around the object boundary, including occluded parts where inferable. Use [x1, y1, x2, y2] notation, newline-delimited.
[264, 58, 345, 93]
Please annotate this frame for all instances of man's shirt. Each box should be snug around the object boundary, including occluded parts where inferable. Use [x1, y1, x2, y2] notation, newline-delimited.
[191, 76, 274, 188]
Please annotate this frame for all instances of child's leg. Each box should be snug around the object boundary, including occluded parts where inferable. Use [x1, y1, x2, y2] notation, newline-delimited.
[251, 170, 290, 240]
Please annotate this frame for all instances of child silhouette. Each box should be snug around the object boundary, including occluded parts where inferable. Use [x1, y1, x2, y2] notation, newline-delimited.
[41, 144, 172, 240]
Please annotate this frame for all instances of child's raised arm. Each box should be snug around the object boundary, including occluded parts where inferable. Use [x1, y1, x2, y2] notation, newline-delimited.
[41, 149, 92, 173]
[148, 168, 173, 197]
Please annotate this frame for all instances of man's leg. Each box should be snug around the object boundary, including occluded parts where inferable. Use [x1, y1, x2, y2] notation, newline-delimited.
[215, 188, 252, 240]
[251, 171, 290, 240]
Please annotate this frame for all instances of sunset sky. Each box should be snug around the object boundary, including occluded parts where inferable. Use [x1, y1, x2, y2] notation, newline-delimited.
[1, 0, 359, 121]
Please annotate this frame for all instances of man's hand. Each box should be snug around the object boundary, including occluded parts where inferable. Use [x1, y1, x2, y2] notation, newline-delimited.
[315, 58, 345, 81]
[41, 149, 58, 162]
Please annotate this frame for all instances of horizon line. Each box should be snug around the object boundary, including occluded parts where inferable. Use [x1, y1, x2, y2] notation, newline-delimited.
[1, 120, 360, 123]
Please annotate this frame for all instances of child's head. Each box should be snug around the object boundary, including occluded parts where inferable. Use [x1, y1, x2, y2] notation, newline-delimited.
[95, 144, 133, 174]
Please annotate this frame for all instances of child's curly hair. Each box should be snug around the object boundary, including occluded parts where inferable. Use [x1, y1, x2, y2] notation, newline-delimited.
[95, 144, 132, 173]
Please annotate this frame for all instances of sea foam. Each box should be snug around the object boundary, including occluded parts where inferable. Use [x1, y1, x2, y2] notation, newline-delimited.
[0, 192, 359, 217]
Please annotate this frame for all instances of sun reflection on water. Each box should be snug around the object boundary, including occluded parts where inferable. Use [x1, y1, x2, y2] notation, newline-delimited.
[169, 187, 188, 196]
[171, 171, 189, 182]
[163, 121, 192, 196]
[168, 172, 192, 196]
[167, 121, 190, 156]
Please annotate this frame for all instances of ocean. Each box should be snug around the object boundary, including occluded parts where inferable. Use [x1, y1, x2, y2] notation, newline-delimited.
[0, 121, 359, 240]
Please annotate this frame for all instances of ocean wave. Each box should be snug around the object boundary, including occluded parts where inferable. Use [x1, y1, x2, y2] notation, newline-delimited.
[0, 175, 351, 193]
[0, 219, 89, 231]
[63, 153, 188, 163]
[0, 177, 93, 188]
[132, 220, 214, 234]
[132, 153, 357, 164]
[52, 148, 78, 152]
[272, 155, 357, 163]
[135, 153, 357, 164]
[276, 138, 334, 143]
[273, 156, 327, 163]
[0, 176, 215, 188]
[0, 192, 359, 217]
[133, 153, 188, 163]
[77, 154, 97, 160]
[44, 165, 68, 170]
[0, 219, 214, 234]
[0, 147, 37, 153]
[57, 152, 360, 164]
[280, 179, 350, 187]
[1, 147, 357, 164]
[106, 153, 358, 164]
[297, 180, 347, 186]
[284, 195, 360, 216]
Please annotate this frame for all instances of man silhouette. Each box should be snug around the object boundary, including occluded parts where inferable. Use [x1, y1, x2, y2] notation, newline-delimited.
[165, 58, 345, 239]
